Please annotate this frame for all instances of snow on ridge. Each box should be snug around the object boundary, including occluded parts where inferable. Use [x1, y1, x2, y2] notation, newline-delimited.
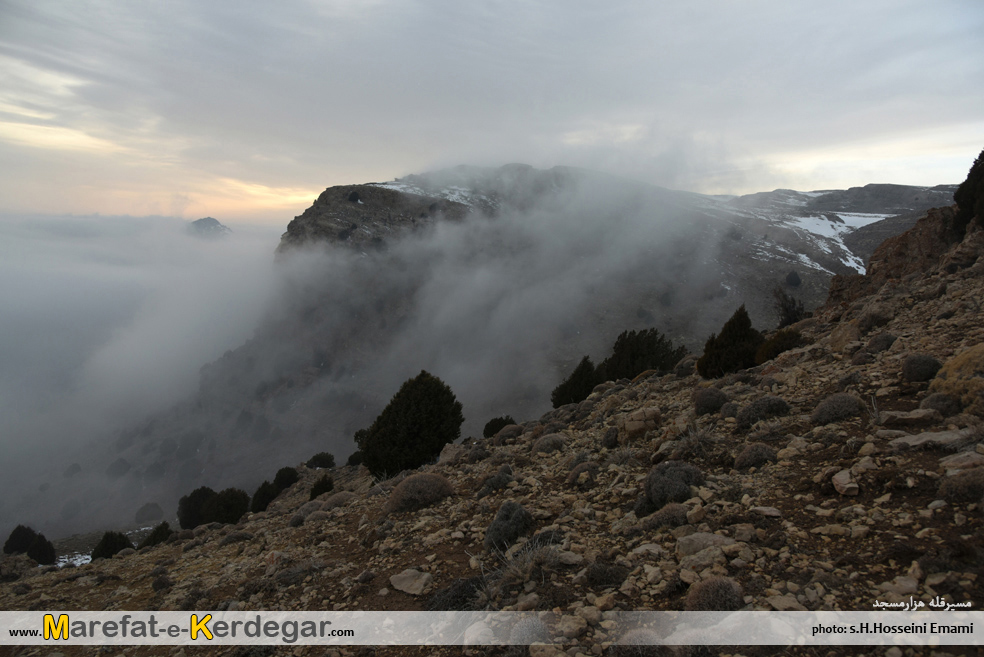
[56, 552, 91, 568]
[369, 180, 494, 209]
[783, 213, 887, 274]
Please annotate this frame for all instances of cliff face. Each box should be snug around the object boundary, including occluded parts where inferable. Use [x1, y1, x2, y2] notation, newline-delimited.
[826, 206, 982, 309]
[278, 185, 472, 253]
[4, 183, 984, 655]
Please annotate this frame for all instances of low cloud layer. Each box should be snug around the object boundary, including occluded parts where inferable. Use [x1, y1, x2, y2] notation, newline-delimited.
[0, 215, 281, 527]
[0, 172, 746, 538]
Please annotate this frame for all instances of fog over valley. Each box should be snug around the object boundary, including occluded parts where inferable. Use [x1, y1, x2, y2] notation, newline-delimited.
[0, 166, 960, 539]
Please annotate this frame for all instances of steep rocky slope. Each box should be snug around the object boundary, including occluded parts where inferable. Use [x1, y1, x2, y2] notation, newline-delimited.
[4, 200, 983, 657]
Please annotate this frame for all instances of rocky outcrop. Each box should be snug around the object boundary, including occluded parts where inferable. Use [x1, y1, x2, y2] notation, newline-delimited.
[827, 206, 981, 307]
[277, 184, 471, 252]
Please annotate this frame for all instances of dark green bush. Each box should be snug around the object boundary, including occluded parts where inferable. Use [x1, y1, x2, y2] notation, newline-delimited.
[551, 355, 597, 408]
[306, 452, 336, 469]
[27, 533, 55, 565]
[4, 525, 38, 555]
[346, 450, 364, 467]
[201, 488, 249, 525]
[755, 328, 804, 365]
[773, 286, 806, 328]
[137, 522, 173, 549]
[250, 480, 279, 513]
[176, 486, 217, 529]
[595, 328, 687, 382]
[310, 474, 335, 500]
[954, 148, 984, 234]
[482, 416, 516, 439]
[696, 305, 764, 378]
[551, 329, 687, 408]
[356, 370, 464, 477]
[91, 531, 133, 560]
[273, 467, 300, 491]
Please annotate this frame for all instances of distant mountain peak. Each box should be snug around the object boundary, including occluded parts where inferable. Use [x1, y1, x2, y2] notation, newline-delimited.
[187, 216, 232, 238]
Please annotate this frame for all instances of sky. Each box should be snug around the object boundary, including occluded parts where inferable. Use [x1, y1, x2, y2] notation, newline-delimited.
[0, 0, 982, 224]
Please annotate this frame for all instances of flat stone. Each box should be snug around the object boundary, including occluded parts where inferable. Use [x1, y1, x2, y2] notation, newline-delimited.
[876, 429, 910, 439]
[620, 407, 661, 438]
[878, 409, 943, 429]
[811, 524, 850, 536]
[889, 428, 977, 450]
[676, 532, 734, 556]
[832, 470, 859, 496]
[595, 593, 616, 611]
[463, 622, 493, 644]
[516, 592, 539, 611]
[939, 452, 984, 472]
[630, 543, 666, 558]
[557, 550, 584, 566]
[733, 524, 756, 542]
[750, 506, 781, 517]
[576, 605, 602, 625]
[767, 594, 808, 611]
[389, 569, 433, 596]
[878, 576, 918, 595]
[558, 614, 588, 638]
[851, 526, 870, 539]
[680, 546, 726, 571]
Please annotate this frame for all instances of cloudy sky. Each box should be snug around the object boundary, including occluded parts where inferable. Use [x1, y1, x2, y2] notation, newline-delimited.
[1, 0, 982, 223]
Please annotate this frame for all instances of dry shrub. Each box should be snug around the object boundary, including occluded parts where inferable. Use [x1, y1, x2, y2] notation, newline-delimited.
[735, 396, 789, 431]
[641, 503, 689, 531]
[930, 344, 984, 416]
[920, 392, 962, 417]
[383, 473, 453, 514]
[902, 354, 942, 383]
[322, 491, 357, 510]
[937, 469, 984, 504]
[684, 576, 744, 611]
[531, 433, 567, 454]
[484, 501, 534, 551]
[734, 443, 777, 471]
[693, 387, 727, 416]
[811, 393, 865, 425]
[565, 461, 600, 488]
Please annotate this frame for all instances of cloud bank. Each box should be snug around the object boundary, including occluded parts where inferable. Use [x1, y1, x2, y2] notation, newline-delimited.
[0, 1, 981, 220]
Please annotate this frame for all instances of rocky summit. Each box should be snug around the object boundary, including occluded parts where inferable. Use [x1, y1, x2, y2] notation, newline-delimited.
[3, 180, 984, 657]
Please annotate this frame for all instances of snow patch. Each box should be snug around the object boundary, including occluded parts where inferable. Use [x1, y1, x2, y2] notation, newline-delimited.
[57, 552, 91, 568]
